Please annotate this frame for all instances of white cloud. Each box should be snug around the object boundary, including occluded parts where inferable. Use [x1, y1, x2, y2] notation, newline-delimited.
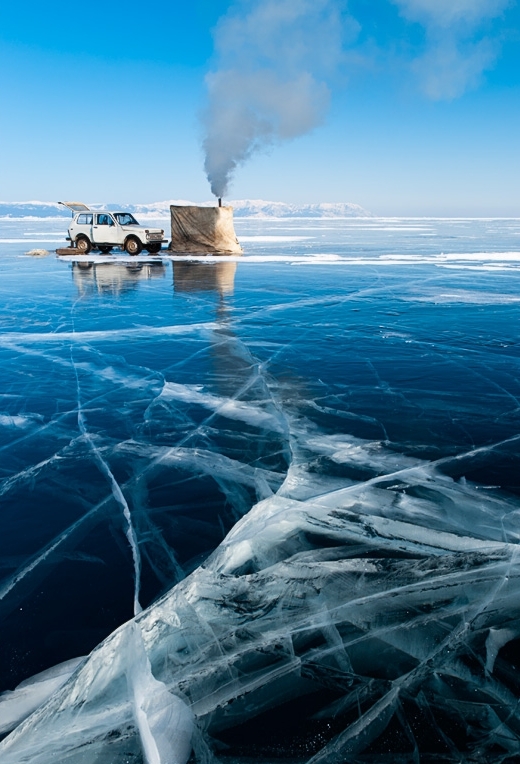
[391, 0, 511, 98]
[412, 38, 497, 99]
[393, 0, 511, 28]
[201, 0, 513, 199]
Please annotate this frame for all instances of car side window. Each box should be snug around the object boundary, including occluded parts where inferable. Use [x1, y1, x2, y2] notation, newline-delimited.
[77, 214, 93, 225]
[97, 214, 114, 226]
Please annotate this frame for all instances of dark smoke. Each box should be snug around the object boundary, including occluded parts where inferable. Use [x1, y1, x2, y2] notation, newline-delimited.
[202, 0, 352, 199]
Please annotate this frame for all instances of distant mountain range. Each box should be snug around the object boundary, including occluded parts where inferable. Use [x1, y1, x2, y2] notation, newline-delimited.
[0, 200, 371, 219]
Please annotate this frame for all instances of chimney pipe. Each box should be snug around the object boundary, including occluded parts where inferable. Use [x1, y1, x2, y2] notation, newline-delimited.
[218, 197, 222, 207]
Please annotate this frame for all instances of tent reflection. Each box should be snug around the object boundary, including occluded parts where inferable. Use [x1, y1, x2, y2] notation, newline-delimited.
[173, 261, 236, 296]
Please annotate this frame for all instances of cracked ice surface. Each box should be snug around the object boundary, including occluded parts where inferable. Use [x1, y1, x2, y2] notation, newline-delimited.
[2, 218, 520, 762]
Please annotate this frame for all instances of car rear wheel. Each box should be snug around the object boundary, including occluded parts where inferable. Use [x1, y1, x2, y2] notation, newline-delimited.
[146, 243, 161, 254]
[76, 236, 91, 254]
[98, 246, 112, 254]
[125, 236, 142, 255]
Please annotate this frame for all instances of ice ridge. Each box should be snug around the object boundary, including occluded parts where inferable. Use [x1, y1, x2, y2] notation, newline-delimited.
[2, 424, 520, 762]
[2, 281, 520, 762]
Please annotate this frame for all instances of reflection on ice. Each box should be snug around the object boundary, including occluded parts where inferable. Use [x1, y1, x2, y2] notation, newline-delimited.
[73, 261, 167, 296]
[173, 262, 237, 296]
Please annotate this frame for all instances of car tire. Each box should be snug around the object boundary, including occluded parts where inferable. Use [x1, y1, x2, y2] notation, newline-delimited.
[146, 243, 161, 254]
[99, 246, 112, 254]
[76, 236, 91, 254]
[125, 236, 142, 255]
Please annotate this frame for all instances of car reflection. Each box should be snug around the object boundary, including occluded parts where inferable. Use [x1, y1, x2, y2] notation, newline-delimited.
[172, 261, 236, 296]
[72, 262, 167, 296]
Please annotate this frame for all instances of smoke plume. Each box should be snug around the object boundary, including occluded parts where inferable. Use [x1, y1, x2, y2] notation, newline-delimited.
[202, 0, 352, 199]
[202, 0, 511, 197]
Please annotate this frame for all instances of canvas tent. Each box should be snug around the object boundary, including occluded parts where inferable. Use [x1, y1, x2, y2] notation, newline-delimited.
[169, 205, 243, 255]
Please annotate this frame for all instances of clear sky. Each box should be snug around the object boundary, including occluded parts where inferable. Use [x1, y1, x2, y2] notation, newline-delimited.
[0, 0, 519, 215]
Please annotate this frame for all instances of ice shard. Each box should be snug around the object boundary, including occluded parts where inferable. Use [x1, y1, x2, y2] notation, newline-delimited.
[128, 623, 194, 764]
[2, 425, 520, 762]
[0, 658, 85, 736]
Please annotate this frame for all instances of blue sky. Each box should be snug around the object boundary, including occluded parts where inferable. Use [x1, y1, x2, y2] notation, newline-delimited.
[0, 0, 519, 215]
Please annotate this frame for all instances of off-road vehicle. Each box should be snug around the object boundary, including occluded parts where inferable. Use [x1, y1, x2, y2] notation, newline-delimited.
[59, 201, 167, 255]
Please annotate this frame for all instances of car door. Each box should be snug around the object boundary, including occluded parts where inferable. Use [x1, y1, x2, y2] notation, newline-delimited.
[92, 213, 120, 246]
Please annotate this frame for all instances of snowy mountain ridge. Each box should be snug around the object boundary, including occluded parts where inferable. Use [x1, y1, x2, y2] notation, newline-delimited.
[0, 199, 371, 219]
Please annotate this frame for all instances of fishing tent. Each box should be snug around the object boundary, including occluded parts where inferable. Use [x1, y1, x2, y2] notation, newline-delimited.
[169, 205, 243, 255]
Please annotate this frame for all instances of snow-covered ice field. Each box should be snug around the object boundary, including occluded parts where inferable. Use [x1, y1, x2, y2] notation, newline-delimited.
[1, 215, 520, 762]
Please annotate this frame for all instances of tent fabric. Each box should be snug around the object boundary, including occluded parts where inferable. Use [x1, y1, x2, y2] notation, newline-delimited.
[169, 205, 243, 255]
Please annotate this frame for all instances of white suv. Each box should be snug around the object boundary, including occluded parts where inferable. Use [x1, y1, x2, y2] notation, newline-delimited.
[60, 202, 167, 255]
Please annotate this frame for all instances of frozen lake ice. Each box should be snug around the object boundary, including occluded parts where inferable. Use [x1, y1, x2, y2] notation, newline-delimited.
[1, 215, 520, 762]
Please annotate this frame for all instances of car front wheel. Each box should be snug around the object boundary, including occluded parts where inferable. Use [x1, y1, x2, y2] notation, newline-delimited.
[125, 236, 142, 255]
[146, 243, 161, 254]
[76, 236, 91, 254]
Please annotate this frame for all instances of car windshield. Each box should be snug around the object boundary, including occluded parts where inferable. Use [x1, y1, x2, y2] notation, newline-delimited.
[114, 213, 139, 226]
